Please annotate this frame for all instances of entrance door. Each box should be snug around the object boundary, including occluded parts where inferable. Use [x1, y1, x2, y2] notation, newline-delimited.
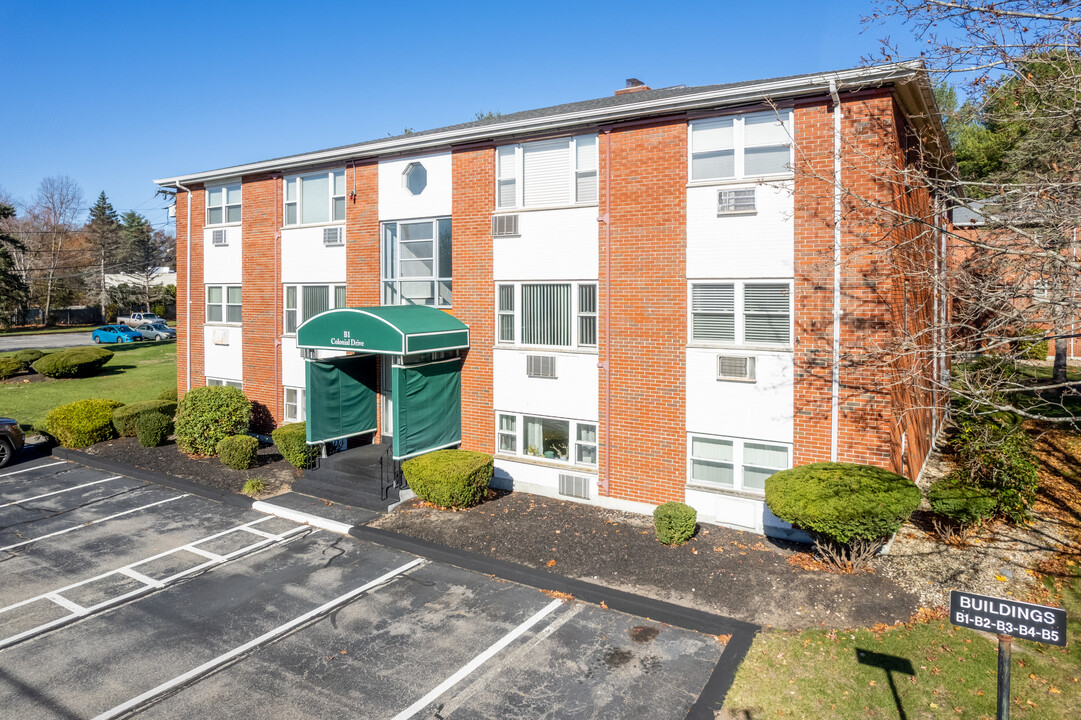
[381, 355, 394, 437]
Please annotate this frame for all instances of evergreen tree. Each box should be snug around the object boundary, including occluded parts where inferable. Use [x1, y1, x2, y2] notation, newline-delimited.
[0, 202, 29, 326]
[119, 211, 170, 312]
[85, 191, 122, 322]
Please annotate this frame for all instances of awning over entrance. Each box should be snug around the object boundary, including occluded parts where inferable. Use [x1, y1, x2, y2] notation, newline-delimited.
[296, 305, 469, 355]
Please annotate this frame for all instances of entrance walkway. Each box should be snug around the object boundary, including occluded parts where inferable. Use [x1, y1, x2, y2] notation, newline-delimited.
[293, 442, 404, 512]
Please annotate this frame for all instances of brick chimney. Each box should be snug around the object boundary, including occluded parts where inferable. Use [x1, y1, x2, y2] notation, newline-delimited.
[614, 78, 651, 96]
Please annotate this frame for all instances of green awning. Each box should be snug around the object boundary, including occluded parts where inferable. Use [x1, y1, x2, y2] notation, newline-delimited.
[305, 355, 377, 444]
[392, 357, 462, 460]
[296, 305, 469, 355]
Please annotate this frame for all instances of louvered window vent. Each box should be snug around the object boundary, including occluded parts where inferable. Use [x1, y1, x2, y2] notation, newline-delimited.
[211, 229, 227, 246]
[323, 227, 344, 246]
[717, 188, 756, 215]
[558, 473, 590, 500]
[717, 355, 756, 382]
[492, 214, 520, 237]
[526, 355, 557, 379]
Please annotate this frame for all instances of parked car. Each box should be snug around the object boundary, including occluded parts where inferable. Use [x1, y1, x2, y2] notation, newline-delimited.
[0, 417, 24, 468]
[92, 325, 143, 344]
[134, 322, 176, 341]
[116, 312, 163, 328]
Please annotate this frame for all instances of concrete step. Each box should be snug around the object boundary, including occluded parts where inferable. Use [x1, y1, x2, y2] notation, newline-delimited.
[291, 470, 399, 514]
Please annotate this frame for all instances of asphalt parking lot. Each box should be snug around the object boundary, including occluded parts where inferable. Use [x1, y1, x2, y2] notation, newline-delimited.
[0, 458, 746, 719]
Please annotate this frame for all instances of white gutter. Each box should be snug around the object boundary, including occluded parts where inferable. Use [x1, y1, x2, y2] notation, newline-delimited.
[829, 80, 842, 463]
[154, 62, 923, 187]
[175, 180, 192, 393]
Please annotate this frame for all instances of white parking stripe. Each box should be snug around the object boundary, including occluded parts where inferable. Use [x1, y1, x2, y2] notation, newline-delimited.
[251, 501, 354, 534]
[390, 599, 565, 720]
[0, 461, 66, 479]
[92, 558, 427, 720]
[0, 476, 121, 507]
[0, 495, 186, 553]
[44, 593, 87, 616]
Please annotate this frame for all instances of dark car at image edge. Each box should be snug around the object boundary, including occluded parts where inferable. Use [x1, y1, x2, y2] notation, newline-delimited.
[0, 417, 25, 468]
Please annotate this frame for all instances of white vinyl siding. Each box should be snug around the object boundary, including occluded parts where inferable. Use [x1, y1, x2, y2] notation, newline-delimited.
[497, 281, 597, 349]
[207, 285, 241, 324]
[381, 218, 452, 307]
[690, 110, 792, 182]
[689, 434, 789, 493]
[284, 170, 346, 226]
[284, 284, 347, 334]
[495, 135, 598, 209]
[206, 183, 241, 225]
[496, 412, 597, 467]
[690, 281, 791, 347]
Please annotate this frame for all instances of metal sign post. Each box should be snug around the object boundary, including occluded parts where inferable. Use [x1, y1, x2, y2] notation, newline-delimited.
[949, 590, 1067, 720]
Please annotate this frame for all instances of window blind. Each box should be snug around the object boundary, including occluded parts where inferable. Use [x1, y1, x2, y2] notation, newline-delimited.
[523, 139, 571, 207]
[691, 284, 735, 341]
[302, 285, 329, 323]
[497, 146, 517, 208]
[744, 284, 790, 344]
[521, 284, 571, 346]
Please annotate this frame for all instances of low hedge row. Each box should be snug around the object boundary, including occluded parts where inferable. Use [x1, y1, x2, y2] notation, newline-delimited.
[45, 398, 125, 448]
[112, 400, 177, 437]
[402, 450, 493, 508]
[272, 423, 316, 469]
[32, 346, 114, 378]
[12, 349, 44, 370]
[136, 412, 172, 447]
[0, 357, 19, 380]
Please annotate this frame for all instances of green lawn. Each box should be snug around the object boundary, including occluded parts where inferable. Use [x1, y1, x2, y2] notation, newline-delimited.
[0, 343, 177, 431]
[0, 324, 100, 336]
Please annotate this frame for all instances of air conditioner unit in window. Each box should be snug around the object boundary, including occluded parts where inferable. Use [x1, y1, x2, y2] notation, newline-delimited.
[717, 188, 756, 215]
[717, 355, 756, 382]
[211, 229, 227, 246]
[558, 473, 590, 500]
[526, 355, 557, 379]
[492, 214, 520, 237]
[323, 227, 344, 246]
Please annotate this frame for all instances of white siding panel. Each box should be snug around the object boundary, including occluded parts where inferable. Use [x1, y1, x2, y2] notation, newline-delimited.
[202, 227, 242, 285]
[202, 326, 243, 383]
[493, 207, 597, 281]
[378, 152, 451, 220]
[281, 227, 348, 284]
[493, 349, 598, 421]
[281, 336, 305, 388]
[686, 349, 793, 443]
[686, 181, 793, 279]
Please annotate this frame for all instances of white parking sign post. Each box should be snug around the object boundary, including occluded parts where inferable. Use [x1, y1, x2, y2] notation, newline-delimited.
[949, 590, 1067, 720]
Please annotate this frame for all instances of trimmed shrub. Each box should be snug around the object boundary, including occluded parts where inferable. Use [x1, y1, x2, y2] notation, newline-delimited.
[217, 435, 259, 470]
[174, 385, 251, 456]
[32, 346, 113, 378]
[112, 400, 178, 437]
[158, 387, 179, 402]
[1015, 327, 1049, 360]
[12, 349, 45, 370]
[272, 422, 317, 469]
[402, 450, 493, 508]
[950, 412, 1039, 523]
[0, 357, 20, 380]
[927, 474, 997, 526]
[653, 502, 697, 546]
[135, 411, 172, 448]
[44, 398, 124, 448]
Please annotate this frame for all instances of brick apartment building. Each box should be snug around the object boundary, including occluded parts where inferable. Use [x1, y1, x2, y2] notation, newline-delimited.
[155, 61, 949, 539]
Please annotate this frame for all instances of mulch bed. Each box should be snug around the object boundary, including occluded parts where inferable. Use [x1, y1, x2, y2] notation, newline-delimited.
[85, 436, 296, 498]
[370, 492, 921, 630]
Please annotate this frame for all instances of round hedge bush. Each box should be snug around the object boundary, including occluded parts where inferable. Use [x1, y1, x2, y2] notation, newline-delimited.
[111, 400, 178, 437]
[0, 357, 20, 380]
[402, 450, 493, 509]
[32, 346, 114, 378]
[12, 349, 45, 370]
[174, 385, 251, 456]
[653, 501, 697, 545]
[135, 411, 172, 448]
[272, 422, 316, 469]
[765, 462, 921, 544]
[927, 475, 997, 526]
[44, 398, 124, 448]
[158, 387, 179, 402]
[217, 435, 259, 470]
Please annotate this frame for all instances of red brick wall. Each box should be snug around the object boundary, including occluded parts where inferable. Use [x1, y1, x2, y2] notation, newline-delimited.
[174, 186, 206, 398]
[451, 147, 495, 452]
[345, 162, 381, 437]
[240, 174, 280, 432]
[601, 120, 688, 505]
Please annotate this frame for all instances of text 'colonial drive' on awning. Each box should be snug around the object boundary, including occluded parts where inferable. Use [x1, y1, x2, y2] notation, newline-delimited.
[296, 305, 469, 461]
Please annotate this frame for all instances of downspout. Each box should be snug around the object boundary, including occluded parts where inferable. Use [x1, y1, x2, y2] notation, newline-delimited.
[931, 195, 940, 440]
[599, 128, 613, 496]
[175, 180, 192, 393]
[274, 174, 283, 424]
[829, 80, 842, 462]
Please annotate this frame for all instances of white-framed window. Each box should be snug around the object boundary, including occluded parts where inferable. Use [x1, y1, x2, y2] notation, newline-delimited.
[689, 281, 792, 347]
[1034, 279, 1050, 302]
[284, 387, 305, 423]
[206, 285, 242, 324]
[284, 284, 347, 334]
[496, 281, 598, 349]
[688, 434, 790, 493]
[284, 170, 346, 226]
[206, 183, 242, 225]
[495, 412, 598, 467]
[381, 218, 452, 307]
[207, 377, 243, 389]
[495, 134, 598, 209]
[689, 110, 792, 182]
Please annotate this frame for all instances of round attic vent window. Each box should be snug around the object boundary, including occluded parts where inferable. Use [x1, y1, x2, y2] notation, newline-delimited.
[403, 162, 427, 195]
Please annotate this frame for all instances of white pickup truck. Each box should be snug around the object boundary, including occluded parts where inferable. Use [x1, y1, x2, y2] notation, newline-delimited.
[117, 312, 163, 328]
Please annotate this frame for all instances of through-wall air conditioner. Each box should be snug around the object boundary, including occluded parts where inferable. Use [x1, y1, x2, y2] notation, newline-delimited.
[717, 188, 756, 215]
[492, 214, 520, 237]
[526, 355, 557, 379]
[211, 229, 227, 246]
[558, 473, 590, 500]
[323, 227, 344, 246]
[717, 355, 756, 382]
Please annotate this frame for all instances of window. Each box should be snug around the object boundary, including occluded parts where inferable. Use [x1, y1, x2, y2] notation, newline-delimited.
[575, 423, 597, 465]
[284, 387, 305, 423]
[496, 413, 597, 467]
[207, 377, 242, 389]
[689, 434, 789, 493]
[495, 135, 598, 209]
[690, 110, 792, 182]
[497, 414, 516, 453]
[496, 281, 597, 348]
[206, 183, 241, 225]
[402, 162, 427, 195]
[284, 170, 346, 226]
[284, 284, 347, 333]
[206, 285, 242, 324]
[381, 218, 452, 307]
[690, 282, 791, 346]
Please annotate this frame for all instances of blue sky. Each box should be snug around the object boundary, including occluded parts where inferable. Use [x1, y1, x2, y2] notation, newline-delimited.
[0, 1, 917, 232]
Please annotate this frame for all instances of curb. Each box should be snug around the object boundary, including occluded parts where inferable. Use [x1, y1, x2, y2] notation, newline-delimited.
[251, 501, 354, 535]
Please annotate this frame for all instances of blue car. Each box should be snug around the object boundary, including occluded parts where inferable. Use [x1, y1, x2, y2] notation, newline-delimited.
[92, 325, 143, 344]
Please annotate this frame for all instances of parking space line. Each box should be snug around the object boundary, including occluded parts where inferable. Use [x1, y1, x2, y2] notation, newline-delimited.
[0, 476, 121, 507]
[183, 546, 225, 562]
[390, 599, 565, 720]
[92, 557, 428, 720]
[251, 500, 353, 534]
[117, 567, 165, 589]
[0, 495, 188, 553]
[0, 461, 66, 479]
[44, 593, 87, 616]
